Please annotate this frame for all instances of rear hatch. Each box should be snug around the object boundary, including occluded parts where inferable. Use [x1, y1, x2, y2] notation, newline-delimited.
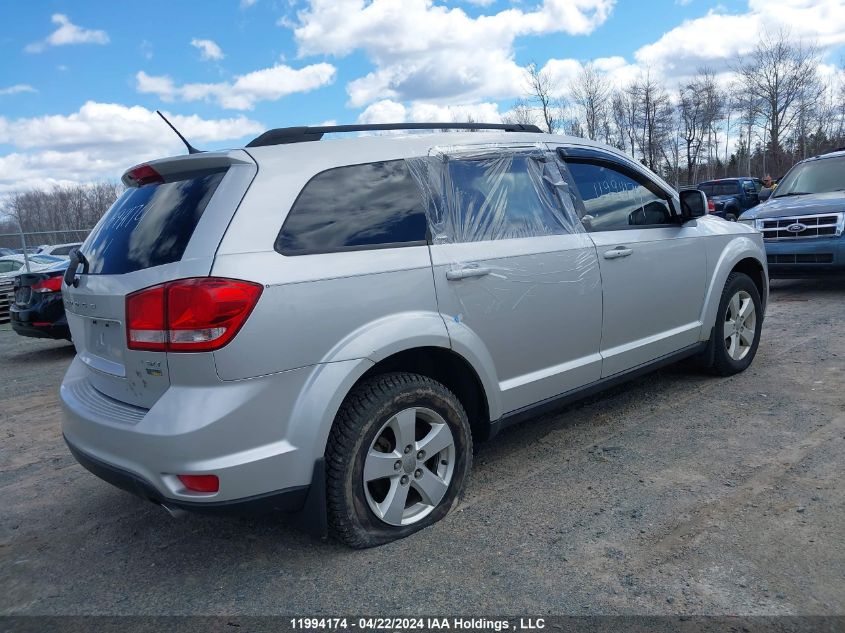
[63, 151, 256, 408]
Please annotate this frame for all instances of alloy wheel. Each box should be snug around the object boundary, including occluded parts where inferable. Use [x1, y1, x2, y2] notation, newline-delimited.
[363, 407, 456, 526]
[724, 290, 756, 361]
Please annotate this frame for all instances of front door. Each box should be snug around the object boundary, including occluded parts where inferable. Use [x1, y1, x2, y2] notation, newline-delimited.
[556, 147, 707, 377]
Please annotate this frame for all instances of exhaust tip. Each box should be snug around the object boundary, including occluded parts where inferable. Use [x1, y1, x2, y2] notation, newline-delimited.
[160, 503, 188, 519]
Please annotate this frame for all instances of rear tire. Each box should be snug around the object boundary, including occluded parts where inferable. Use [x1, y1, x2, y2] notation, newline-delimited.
[707, 272, 763, 376]
[326, 372, 472, 548]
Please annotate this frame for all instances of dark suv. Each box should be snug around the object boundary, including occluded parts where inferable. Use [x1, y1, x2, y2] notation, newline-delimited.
[697, 178, 764, 221]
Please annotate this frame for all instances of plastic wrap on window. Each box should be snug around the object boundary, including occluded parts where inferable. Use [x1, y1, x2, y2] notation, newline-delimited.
[406, 145, 584, 244]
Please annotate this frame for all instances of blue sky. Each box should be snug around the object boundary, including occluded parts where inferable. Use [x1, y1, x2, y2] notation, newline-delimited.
[0, 0, 843, 192]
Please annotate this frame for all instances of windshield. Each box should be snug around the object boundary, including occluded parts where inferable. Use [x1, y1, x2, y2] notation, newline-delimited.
[773, 156, 845, 198]
[698, 182, 740, 197]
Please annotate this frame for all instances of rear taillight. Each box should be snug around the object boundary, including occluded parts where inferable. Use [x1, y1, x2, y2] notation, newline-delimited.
[126, 278, 262, 352]
[707, 199, 716, 213]
[31, 276, 63, 293]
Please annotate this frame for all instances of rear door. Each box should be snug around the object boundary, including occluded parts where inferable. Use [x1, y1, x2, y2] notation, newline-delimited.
[63, 152, 256, 408]
[422, 147, 603, 414]
[555, 146, 707, 377]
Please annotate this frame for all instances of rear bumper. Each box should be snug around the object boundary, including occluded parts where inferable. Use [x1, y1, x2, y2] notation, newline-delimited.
[764, 236, 845, 277]
[58, 355, 359, 537]
[65, 434, 314, 515]
[10, 303, 70, 340]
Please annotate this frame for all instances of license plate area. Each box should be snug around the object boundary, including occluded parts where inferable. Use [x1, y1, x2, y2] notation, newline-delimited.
[79, 317, 126, 377]
[15, 287, 31, 306]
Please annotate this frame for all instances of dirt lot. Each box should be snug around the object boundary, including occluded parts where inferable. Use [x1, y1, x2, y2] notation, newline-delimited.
[1, 278, 844, 616]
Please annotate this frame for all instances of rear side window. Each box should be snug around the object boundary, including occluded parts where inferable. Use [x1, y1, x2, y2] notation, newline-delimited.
[276, 160, 427, 255]
[444, 154, 573, 242]
[83, 170, 226, 275]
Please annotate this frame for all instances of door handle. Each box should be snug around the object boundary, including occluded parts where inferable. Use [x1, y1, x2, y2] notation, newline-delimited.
[446, 265, 492, 280]
[603, 246, 633, 260]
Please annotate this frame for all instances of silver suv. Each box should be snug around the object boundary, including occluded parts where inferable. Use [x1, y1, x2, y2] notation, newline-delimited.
[60, 123, 768, 547]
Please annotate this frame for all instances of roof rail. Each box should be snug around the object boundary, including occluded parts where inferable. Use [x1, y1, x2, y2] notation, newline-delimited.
[246, 122, 544, 147]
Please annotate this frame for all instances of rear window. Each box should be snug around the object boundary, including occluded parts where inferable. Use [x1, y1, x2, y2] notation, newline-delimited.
[698, 182, 740, 197]
[82, 170, 226, 275]
[275, 160, 428, 255]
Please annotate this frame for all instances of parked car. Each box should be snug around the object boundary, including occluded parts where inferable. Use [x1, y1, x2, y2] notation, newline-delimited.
[10, 259, 71, 340]
[738, 149, 845, 277]
[697, 178, 764, 221]
[0, 254, 65, 279]
[60, 123, 768, 547]
[0, 247, 16, 257]
[37, 242, 83, 258]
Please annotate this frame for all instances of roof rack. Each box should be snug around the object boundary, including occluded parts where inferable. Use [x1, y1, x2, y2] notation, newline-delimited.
[246, 122, 544, 147]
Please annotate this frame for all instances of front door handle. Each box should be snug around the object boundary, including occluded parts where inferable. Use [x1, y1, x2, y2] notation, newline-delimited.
[446, 265, 492, 280]
[603, 246, 633, 260]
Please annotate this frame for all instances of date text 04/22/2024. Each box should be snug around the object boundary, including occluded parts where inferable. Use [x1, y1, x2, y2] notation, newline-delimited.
[289, 618, 547, 631]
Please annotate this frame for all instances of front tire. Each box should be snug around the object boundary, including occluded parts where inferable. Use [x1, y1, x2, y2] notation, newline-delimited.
[325, 372, 472, 548]
[709, 272, 763, 376]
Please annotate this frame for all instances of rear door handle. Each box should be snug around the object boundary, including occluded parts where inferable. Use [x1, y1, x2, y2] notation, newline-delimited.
[446, 265, 492, 280]
[603, 246, 633, 260]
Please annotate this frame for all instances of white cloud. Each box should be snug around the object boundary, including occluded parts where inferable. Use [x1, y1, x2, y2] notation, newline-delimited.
[25, 14, 109, 54]
[241, 0, 258, 7]
[635, 0, 845, 80]
[0, 102, 263, 193]
[136, 62, 337, 110]
[292, 0, 615, 107]
[191, 38, 225, 61]
[0, 84, 37, 96]
[357, 99, 503, 124]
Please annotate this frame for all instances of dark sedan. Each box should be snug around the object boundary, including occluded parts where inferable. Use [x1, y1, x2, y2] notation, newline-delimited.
[10, 260, 71, 340]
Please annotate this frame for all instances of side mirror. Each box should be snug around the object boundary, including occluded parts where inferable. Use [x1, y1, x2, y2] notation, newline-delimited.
[679, 189, 707, 220]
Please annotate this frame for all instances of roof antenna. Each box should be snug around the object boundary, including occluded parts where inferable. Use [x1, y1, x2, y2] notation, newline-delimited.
[156, 110, 202, 154]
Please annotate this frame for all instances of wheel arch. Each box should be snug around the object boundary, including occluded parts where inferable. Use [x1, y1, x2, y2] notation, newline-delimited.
[355, 346, 493, 443]
[701, 238, 768, 335]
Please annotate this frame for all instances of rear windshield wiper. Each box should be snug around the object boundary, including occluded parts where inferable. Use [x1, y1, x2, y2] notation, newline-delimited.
[63, 250, 89, 288]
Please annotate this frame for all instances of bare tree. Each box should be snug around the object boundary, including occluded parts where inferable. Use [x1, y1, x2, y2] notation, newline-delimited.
[735, 30, 821, 174]
[525, 63, 567, 134]
[627, 72, 675, 171]
[569, 63, 611, 141]
[0, 182, 122, 249]
[610, 88, 636, 156]
[502, 98, 539, 128]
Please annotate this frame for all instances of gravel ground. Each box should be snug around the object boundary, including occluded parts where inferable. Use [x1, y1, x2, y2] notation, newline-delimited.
[1, 278, 843, 616]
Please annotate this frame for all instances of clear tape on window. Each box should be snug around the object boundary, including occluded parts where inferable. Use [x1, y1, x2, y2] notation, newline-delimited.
[406, 145, 585, 244]
[406, 145, 599, 317]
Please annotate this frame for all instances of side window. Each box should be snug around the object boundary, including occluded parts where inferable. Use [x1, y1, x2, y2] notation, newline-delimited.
[445, 154, 572, 242]
[743, 181, 757, 195]
[275, 160, 427, 255]
[564, 160, 674, 231]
